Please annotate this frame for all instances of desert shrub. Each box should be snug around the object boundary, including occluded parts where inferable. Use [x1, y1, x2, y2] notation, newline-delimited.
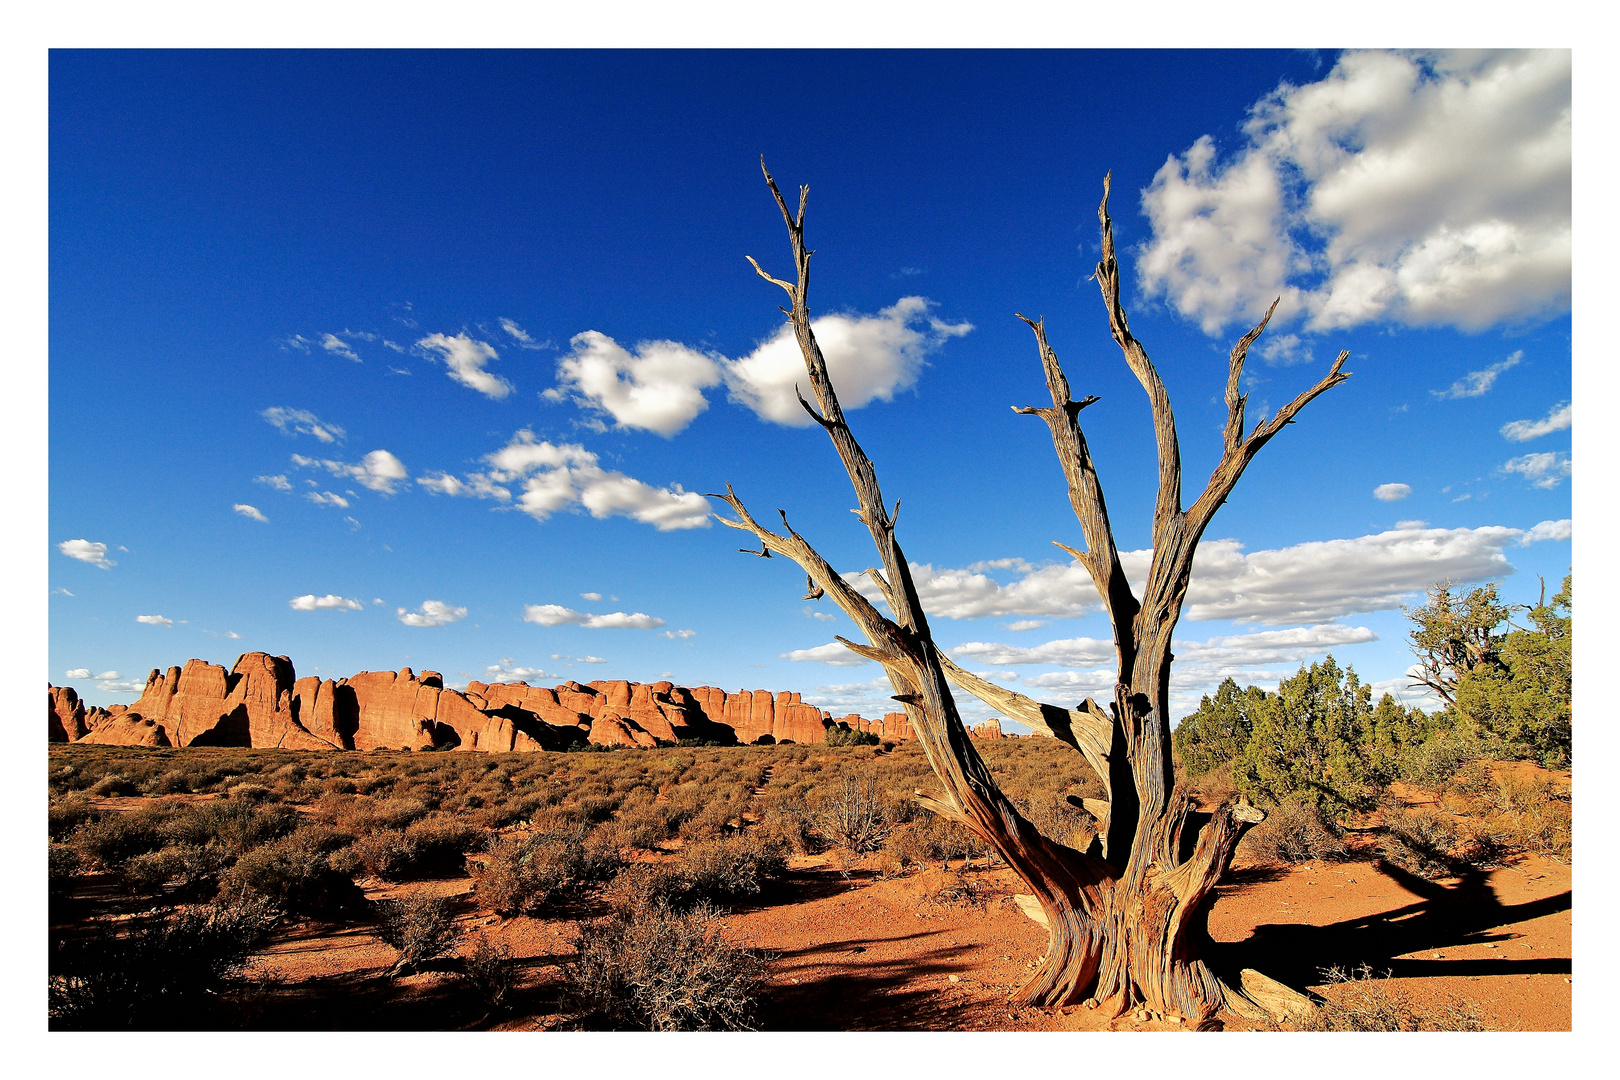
[677, 799, 739, 843]
[150, 770, 193, 795]
[49, 844, 81, 916]
[49, 894, 282, 1030]
[1012, 792, 1095, 851]
[89, 774, 139, 797]
[473, 829, 587, 917]
[458, 932, 516, 1018]
[1238, 799, 1347, 864]
[73, 807, 172, 867]
[1298, 964, 1486, 1031]
[227, 782, 274, 802]
[376, 892, 459, 976]
[681, 835, 787, 902]
[222, 826, 366, 916]
[402, 815, 485, 876]
[1376, 806, 1465, 879]
[565, 901, 767, 1031]
[824, 726, 880, 747]
[49, 795, 96, 841]
[926, 871, 988, 909]
[167, 800, 299, 857]
[351, 829, 416, 880]
[813, 774, 892, 853]
[755, 800, 815, 855]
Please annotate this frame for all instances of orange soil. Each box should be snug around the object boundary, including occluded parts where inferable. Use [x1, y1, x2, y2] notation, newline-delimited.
[240, 849, 1570, 1031]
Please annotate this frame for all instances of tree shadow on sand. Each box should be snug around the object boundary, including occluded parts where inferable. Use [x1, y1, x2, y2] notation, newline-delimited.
[1207, 858, 1571, 989]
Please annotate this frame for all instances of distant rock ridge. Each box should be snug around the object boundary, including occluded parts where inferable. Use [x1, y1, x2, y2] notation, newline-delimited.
[47, 652, 921, 752]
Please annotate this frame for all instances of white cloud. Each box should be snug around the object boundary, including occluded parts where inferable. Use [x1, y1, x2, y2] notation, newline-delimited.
[233, 503, 269, 522]
[289, 594, 363, 611]
[723, 297, 972, 426]
[949, 636, 1114, 668]
[1433, 352, 1522, 399]
[522, 603, 665, 629]
[305, 491, 351, 508]
[468, 429, 709, 531]
[64, 668, 91, 679]
[417, 332, 512, 399]
[555, 332, 724, 436]
[136, 615, 173, 626]
[261, 407, 346, 443]
[498, 318, 548, 349]
[804, 607, 836, 622]
[581, 592, 603, 601]
[862, 521, 1568, 628]
[1501, 402, 1572, 442]
[1138, 51, 1570, 336]
[321, 334, 362, 362]
[1257, 333, 1312, 367]
[343, 516, 362, 531]
[398, 600, 469, 627]
[848, 560, 1099, 621]
[662, 629, 697, 639]
[783, 642, 873, 666]
[255, 474, 293, 491]
[57, 539, 115, 569]
[1373, 483, 1411, 502]
[1501, 452, 1572, 489]
[1522, 518, 1571, 543]
[52, 588, 74, 596]
[292, 449, 408, 494]
[482, 662, 558, 682]
[416, 470, 511, 501]
[1006, 620, 1047, 632]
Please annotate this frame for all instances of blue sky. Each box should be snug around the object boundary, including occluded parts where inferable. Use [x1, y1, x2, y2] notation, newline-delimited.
[49, 49, 1572, 728]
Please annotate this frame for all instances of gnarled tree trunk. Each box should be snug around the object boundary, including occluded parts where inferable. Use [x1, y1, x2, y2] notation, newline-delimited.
[715, 162, 1348, 1026]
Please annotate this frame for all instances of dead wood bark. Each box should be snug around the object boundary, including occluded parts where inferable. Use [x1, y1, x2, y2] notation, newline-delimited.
[716, 161, 1349, 1024]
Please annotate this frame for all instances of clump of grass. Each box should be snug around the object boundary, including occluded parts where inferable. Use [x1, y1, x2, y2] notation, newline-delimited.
[1297, 964, 1487, 1031]
[565, 901, 767, 1031]
[376, 891, 459, 977]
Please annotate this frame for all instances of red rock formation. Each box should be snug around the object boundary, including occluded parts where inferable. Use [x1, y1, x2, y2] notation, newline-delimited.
[48, 685, 89, 742]
[78, 713, 171, 746]
[52, 656, 913, 753]
[972, 719, 1004, 739]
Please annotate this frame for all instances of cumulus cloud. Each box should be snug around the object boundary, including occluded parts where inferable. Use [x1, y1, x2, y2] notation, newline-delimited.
[64, 668, 92, 679]
[949, 636, 1114, 668]
[289, 594, 363, 611]
[1138, 51, 1570, 336]
[782, 642, 873, 666]
[522, 604, 665, 629]
[136, 614, 173, 626]
[417, 333, 512, 399]
[1433, 352, 1522, 399]
[292, 450, 408, 494]
[581, 592, 603, 602]
[261, 407, 346, 443]
[58, 539, 115, 569]
[1373, 483, 1411, 502]
[256, 474, 293, 491]
[553, 332, 724, 436]
[1501, 452, 1572, 489]
[305, 491, 351, 508]
[233, 503, 268, 522]
[1501, 402, 1571, 442]
[661, 629, 697, 640]
[444, 429, 710, 531]
[415, 471, 511, 501]
[859, 521, 1570, 627]
[723, 297, 972, 426]
[398, 600, 469, 627]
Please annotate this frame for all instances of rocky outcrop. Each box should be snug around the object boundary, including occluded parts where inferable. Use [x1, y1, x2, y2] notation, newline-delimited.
[51, 654, 913, 752]
[972, 719, 1005, 739]
[49, 685, 89, 742]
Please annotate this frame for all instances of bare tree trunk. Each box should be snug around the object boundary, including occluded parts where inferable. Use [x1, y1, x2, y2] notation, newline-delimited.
[716, 162, 1348, 1025]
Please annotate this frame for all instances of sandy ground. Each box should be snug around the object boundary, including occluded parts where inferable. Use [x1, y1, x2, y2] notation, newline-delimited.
[233, 847, 1569, 1031]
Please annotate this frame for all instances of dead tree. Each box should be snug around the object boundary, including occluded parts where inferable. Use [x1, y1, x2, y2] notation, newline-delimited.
[712, 161, 1349, 1026]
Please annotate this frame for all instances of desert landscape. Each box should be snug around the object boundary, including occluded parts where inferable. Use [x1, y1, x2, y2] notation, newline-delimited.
[48, 46, 1573, 1037]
